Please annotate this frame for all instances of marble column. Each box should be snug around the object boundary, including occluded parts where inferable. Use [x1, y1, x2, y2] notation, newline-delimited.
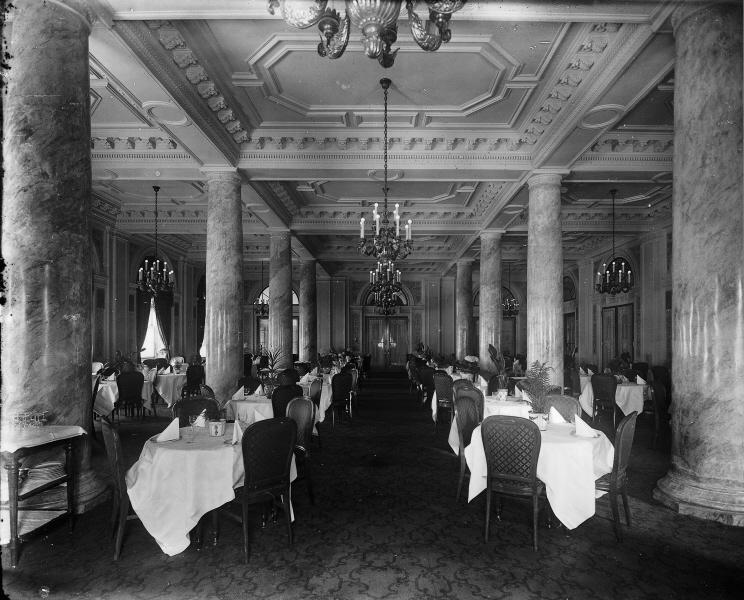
[269, 232, 293, 369]
[1, 0, 106, 510]
[204, 170, 243, 403]
[299, 260, 317, 362]
[479, 232, 502, 368]
[455, 259, 474, 360]
[526, 173, 564, 388]
[653, 3, 744, 525]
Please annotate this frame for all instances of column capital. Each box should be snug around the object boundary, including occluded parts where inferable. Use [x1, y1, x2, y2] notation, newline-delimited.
[269, 230, 291, 241]
[527, 172, 565, 189]
[45, 0, 96, 31]
[456, 258, 475, 266]
[670, 1, 718, 34]
[480, 229, 505, 241]
[201, 167, 241, 185]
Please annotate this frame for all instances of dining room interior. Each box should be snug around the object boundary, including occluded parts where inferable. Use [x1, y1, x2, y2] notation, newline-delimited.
[1, 1, 743, 599]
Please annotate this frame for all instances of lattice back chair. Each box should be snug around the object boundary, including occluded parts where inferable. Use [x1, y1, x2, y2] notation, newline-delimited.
[544, 394, 581, 424]
[621, 368, 638, 383]
[330, 371, 354, 427]
[452, 378, 475, 397]
[643, 380, 667, 449]
[596, 411, 638, 542]
[348, 367, 360, 415]
[585, 364, 599, 375]
[239, 417, 297, 563]
[569, 369, 581, 396]
[432, 371, 455, 430]
[100, 417, 140, 560]
[277, 368, 300, 387]
[456, 385, 485, 423]
[454, 395, 480, 502]
[308, 377, 323, 448]
[171, 396, 221, 427]
[88, 374, 102, 439]
[481, 416, 544, 551]
[591, 373, 619, 429]
[286, 397, 316, 505]
[408, 364, 423, 399]
[418, 365, 436, 405]
[239, 375, 263, 395]
[632, 362, 649, 381]
[271, 384, 303, 422]
[117, 370, 145, 420]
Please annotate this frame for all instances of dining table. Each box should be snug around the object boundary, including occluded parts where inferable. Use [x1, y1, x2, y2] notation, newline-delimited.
[227, 392, 274, 425]
[578, 380, 647, 417]
[125, 422, 297, 556]
[464, 420, 614, 529]
[430, 371, 480, 422]
[153, 372, 187, 407]
[91, 375, 119, 416]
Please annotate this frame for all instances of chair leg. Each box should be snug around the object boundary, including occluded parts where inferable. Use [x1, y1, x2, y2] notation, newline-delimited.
[113, 495, 129, 560]
[456, 454, 465, 502]
[532, 495, 539, 552]
[609, 491, 622, 542]
[621, 487, 632, 527]
[211, 509, 219, 546]
[281, 492, 293, 546]
[484, 486, 492, 542]
[242, 498, 251, 563]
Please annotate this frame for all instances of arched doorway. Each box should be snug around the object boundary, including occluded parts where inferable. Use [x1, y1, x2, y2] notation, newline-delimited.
[363, 287, 409, 370]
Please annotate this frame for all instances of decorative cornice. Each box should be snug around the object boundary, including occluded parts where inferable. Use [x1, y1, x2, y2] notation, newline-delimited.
[585, 133, 674, 155]
[112, 20, 238, 164]
[267, 182, 300, 217]
[91, 136, 180, 151]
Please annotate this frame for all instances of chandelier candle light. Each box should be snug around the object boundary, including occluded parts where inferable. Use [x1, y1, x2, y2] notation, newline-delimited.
[359, 78, 413, 262]
[137, 185, 174, 297]
[369, 259, 404, 316]
[595, 189, 633, 295]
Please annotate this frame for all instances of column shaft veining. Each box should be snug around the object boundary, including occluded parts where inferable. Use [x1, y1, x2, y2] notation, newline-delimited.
[654, 3, 744, 525]
[1, 0, 105, 509]
[204, 171, 243, 403]
[455, 259, 474, 360]
[269, 233, 293, 369]
[299, 260, 317, 362]
[479, 232, 502, 367]
[526, 174, 564, 388]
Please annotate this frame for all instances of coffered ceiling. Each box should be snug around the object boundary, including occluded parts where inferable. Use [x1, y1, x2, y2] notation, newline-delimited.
[87, 0, 677, 278]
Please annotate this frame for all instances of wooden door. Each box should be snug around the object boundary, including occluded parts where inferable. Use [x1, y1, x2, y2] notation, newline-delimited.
[602, 303, 634, 369]
[365, 316, 408, 369]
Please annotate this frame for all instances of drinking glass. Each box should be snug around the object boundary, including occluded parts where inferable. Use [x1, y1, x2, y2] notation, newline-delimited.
[188, 415, 198, 442]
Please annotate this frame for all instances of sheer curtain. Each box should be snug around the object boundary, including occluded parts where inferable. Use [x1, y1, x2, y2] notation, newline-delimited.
[135, 290, 151, 362]
[154, 291, 173, 355]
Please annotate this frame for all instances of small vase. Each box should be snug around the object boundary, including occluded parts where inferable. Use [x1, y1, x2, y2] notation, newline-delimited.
[528, 411, 549, 431]
[496, 389, 508, 402]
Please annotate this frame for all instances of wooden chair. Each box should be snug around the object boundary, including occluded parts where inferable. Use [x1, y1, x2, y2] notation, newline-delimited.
[100, 417, 140, 560]
[454, 395, 479, 502]
[456, 385, 484, 423]
[277, 368, 300, 386]
[432, 371, 455, 430]
[418, 366, 436, 406]
[544, 394, 581, 423]
[596, 411, 638, 541]
[286, 397, 316, 505]
[591, 373, 619, 428]
[271, 384, 303, 423]
[481, 416, 545, 551]
[330, 372, 354, 427]
[117, 370, 145, 420]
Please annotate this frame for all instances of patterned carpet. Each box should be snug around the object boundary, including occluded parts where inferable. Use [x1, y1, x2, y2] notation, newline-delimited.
[3, 371, 744, 600]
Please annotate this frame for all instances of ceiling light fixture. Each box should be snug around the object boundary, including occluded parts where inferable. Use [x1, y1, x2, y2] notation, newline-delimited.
[502, 262, 519, 317]
[595, 189, 633, 295]
[359, 78, 413, 262]
[137, 185, 174, 297]
[268, 0, 467, 68]
[255, 261, 269, 317]
[369, 259, 404, 316]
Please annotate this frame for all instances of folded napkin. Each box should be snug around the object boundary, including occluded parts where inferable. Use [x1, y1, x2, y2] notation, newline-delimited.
[193, 409, 207, 428]
[310, 367, 318, 376]
[300, 373, 313, 384]
[513, 386, 522, 399]
[156, 418, 181, 442]
[479, 375, 488, 388]
[587, 369, 594, 376]
[579, 366, 586, 375]
[574, 414, 597, 437]
[636, 375, 647, 385]
[231, 420, 243, 445]
[549, 406, 567, 424]
[521, 389, 532, 404]
[445, 366, 453, 375]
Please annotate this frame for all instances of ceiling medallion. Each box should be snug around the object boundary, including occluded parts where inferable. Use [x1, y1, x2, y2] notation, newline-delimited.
[267, 0, 467, 68]
[595, 189, 634, 295]
[137, 186, 174, 297]
[359, 78, 414, 262]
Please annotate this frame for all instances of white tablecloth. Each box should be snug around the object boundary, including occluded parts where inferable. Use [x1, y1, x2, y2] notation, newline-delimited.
[154, 373, 187, 407]
[227, 395, 274, 424]
[448, 397, 532, 454]
[579, 374, 591, 392]
[126, 423, 296, 556]
[579, 382, 647, 417]
[91, 375, 119, 416]
[464, 421, 614, 529]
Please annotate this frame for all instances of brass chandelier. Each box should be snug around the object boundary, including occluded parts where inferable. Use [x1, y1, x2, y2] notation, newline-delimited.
[502, 263, 519, 318]
[268, 0, 468, 68]
[359, 78, 413, 262]
[369, 259, 404, 315]
[137, 185, 174, 297]
[595, 189, 634, 295]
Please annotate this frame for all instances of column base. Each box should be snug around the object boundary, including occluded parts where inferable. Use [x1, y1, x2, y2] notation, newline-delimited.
[654, 466, 744, 527]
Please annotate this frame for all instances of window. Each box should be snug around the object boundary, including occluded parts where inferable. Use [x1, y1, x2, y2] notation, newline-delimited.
[141, 297, 168, 360]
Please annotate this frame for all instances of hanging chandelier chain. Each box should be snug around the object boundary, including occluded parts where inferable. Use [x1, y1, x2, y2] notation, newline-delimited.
[383, 81, 389, 223]
[154, 185, 159, 258]
[596, 188, 634, 296]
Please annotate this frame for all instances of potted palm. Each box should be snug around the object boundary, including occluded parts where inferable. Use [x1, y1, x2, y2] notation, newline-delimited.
[488, 344, 509, 400]
[520, 360, 554, 430]
[259, 347, 285, 396]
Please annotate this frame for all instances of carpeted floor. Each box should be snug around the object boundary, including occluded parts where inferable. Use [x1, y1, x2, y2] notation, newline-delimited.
[2, 370, 744, 600]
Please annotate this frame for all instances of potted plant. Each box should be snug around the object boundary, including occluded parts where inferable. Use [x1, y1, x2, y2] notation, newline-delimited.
[520, 360, 554, 430]
[259, 347, 285, 396]
[488, 344, 509, 399]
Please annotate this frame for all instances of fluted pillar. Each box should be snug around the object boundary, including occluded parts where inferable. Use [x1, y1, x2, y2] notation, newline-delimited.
[479, 232, 503, 368]
[269, 232, 293, 369]
[299, 260, 317, 362]
[1, 0, 105, 509]
[653, 2, 744, 525]
[455, 259, 474, 360]
[204, 170, 243, 403]
[526, 173, 564, 388]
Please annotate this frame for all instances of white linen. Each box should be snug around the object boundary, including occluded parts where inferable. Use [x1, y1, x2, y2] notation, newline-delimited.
[0, 425, 86, 454]
[91, 375, 119, 416]
[126, 423, 297, 556]
[227, 395, 273, 424]
[579, 374, 591, 392]
[574, 414, 597, 437]
[478, 375, 488, 388]
[513, 386, 522, 399]
[232, 385, 265, 400]
[636, 375, 647, 385]
[193, 409, 207, 427]
[156, 418, 181, 442]
[231, 420, 243, 445]
[154, 373, 187, 407]
[579, 381, 646, 417]
[587, 369, 594, 376]
[579, 367, 586, 375]
[464, 422, 614, 529]
[549, 406, 567, 424]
